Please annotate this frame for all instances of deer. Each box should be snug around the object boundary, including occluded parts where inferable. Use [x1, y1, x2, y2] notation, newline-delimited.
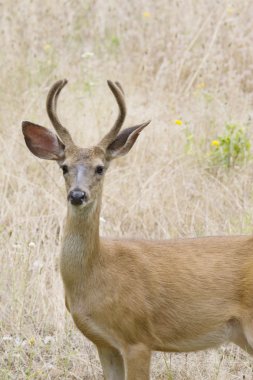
[22, 79, 253, 380]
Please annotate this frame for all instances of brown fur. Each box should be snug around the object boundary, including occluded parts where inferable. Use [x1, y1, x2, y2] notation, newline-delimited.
[60, 201, 253, 379]
[22, 80, 253, 380]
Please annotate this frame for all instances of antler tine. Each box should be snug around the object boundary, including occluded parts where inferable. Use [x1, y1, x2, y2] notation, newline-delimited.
[98, 80, 127, 149]
[115, 81, 124, 95]
[46, 79, 74, 146]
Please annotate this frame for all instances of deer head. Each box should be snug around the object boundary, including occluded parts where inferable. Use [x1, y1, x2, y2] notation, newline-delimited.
[22, 80, 150, 209]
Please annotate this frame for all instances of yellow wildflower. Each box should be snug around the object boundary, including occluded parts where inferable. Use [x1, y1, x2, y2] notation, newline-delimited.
[143, 11, 151, 18]
[227, 6, 235, 14]
[43, 43, 52, 53]
[196, 81, 205, 89]
[211, 140, 220, 147]
[29, 337, 35, 346]
[174, 119, 183, 126]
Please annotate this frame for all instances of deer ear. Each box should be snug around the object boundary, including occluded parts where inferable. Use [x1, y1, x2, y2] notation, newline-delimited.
[106, 120, 150, 159]
[22, 121, 65, 160]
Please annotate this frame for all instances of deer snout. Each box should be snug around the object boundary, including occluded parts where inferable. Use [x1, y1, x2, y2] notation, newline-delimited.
[68, 189, 89, 205]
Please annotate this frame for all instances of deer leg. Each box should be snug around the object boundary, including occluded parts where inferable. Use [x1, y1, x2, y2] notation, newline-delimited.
[97, 344, 125, 380]
[232, 318, 253, 355]
[231, 321, 253, 355]
[234, 338, 253, 355]
[232, 332, 253, 355]
[240, 319, 253, 355]
[123, 344, 151, 380]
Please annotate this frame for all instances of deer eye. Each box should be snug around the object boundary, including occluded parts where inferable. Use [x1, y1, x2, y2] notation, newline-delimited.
[61, 165, 68, 175]
[95, 165, 104, 175]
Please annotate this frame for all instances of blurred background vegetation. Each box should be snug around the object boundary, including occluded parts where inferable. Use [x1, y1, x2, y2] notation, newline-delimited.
[1, 0, 253, 378]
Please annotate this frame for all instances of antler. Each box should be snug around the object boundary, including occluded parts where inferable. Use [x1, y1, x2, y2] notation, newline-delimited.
[98, 80, 126, 149]
[46, 79, 74, 146]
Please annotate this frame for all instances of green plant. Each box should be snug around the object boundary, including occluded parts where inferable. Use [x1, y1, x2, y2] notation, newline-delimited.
[183, 126, 194, 155]
[209, 123, 251, 168]
[105, 34, 120, 54]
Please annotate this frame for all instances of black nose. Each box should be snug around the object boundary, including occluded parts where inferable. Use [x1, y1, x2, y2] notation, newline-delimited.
[69, 190, 87, 205]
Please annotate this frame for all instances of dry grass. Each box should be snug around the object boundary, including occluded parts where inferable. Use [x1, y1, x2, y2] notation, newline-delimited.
[1, 0, 253, 378]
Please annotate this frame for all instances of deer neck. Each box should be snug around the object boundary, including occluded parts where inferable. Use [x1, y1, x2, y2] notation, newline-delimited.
[60, 198, 101, 286]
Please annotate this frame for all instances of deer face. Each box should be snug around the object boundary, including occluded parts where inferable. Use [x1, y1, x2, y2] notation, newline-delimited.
[22, 80, 150, 209]
[60, 146, 108, 208]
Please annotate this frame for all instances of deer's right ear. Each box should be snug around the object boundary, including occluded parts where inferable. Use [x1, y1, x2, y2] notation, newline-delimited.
[22, 121, 65, 160]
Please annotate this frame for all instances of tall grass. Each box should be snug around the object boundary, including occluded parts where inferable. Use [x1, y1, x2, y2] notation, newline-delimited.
[1, 0, 253, 378]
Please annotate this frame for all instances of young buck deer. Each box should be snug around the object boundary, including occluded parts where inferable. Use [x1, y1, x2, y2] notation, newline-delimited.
[23, 79, 253, 380]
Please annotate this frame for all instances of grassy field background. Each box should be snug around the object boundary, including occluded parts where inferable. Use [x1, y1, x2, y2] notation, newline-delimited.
[1, 0, 253, 378]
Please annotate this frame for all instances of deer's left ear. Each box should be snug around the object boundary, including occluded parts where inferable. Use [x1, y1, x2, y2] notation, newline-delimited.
[22, 121, 65, 160]
[106, 120, 150, 159]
